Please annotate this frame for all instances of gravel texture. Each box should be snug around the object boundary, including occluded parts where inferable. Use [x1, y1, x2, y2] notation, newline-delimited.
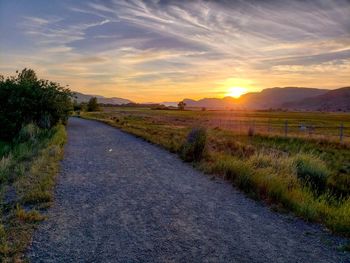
[27, 117, 349, 263]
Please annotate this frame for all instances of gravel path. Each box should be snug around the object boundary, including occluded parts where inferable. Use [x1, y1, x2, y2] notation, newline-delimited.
[28, 117, 349, 263]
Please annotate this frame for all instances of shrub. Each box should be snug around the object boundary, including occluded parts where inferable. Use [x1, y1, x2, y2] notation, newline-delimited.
[0, 69, 73, 141]
[87, 97, 100, 112]
[73, 100, 83, 112]
[180, 127, 207, 162]
[294, 154, 330, 193]
[16, 123, 40, 143]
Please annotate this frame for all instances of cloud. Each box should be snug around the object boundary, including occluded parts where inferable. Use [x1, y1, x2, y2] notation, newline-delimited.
[24, 16, 51, 25]
[271, 59, 350, 73]
[1, 0, 349, 101]
[70, 56, 108, 64]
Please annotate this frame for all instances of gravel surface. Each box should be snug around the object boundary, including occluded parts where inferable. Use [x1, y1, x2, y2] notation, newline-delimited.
[27, 117, 349, 263]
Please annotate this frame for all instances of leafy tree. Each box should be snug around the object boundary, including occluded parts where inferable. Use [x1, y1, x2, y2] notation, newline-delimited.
[178, 101, 186, 110]
[80, 102, 88, 111]
[73, 100, 82, 111]
[0, 68, 73, 141]
[87, 97, 100, 112]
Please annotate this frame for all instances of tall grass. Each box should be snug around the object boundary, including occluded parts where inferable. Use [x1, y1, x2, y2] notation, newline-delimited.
[0, 124, 66, 261]
[201, 151, 350, 235]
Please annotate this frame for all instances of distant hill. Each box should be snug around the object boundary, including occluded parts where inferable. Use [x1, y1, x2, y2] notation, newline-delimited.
[73, 92, 133, 105]
[238, 87, 329, 109]
[283, 87, 350, 111]
[183, 87, 330, 110]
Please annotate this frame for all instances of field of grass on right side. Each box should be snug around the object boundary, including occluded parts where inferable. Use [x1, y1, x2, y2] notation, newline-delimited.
[82, 107, 350, 236]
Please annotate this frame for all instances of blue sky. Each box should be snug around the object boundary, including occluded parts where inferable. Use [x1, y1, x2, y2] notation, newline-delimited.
[0, 0, 349, 101]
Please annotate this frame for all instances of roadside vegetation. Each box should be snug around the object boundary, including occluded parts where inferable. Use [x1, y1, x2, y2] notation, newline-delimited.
[0, 69, 71, 261]
[82, 107, 350, 237]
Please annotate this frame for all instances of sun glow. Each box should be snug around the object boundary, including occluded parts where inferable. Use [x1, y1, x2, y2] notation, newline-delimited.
[225, 87, 247, 98]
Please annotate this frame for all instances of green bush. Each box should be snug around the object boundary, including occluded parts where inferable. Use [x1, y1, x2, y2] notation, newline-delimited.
[294, 154, 330, 193]
[16, 123, 40, 143]
[180, 127, 207, 162]
[87, 97, 100, 112]
[0, 69, 73, 141]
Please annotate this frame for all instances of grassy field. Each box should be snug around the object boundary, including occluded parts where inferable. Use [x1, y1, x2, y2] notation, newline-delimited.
[82, 107, 350, 236]
[100, 107, 350, 142]
[0, 124, 66, 262]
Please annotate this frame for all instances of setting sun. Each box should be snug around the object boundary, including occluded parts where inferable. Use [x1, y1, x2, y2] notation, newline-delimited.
[225, 87, 247, 98]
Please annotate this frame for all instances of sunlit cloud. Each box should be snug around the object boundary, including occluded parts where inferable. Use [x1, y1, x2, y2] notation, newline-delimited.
[0, 0, 349, 102]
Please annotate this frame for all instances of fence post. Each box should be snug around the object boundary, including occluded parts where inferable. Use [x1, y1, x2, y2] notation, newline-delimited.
[284, 120, 288, 137]
[267, 119, 271, 134]
[340, 123, 344, 143]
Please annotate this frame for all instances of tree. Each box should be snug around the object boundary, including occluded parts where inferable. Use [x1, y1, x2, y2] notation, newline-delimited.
[0, 68, 73, 141]
[178, 101, 186, 110]
[73, 100, 82, 111]
[87, 97, 100, 112]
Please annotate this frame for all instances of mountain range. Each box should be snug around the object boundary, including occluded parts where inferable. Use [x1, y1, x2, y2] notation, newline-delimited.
[283, 87, 350, 111]
[73, 87, 350, 111]
[73, 92, 133, 105]
[184, 87, 350, 111]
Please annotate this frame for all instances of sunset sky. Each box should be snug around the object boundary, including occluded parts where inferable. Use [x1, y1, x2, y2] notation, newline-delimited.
[0, 0, 349, 102]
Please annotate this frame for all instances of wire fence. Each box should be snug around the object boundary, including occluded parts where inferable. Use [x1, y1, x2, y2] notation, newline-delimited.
[105, 108, 350, 144]
[205, 118, 350, 143]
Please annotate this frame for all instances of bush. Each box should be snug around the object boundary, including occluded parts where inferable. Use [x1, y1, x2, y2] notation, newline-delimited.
[180, 127, 207, 162]
[87, 97, 100, 112]
[0, 68, 73, 141]
[294, 154, 330, 193]
[16, 123, 40, 143]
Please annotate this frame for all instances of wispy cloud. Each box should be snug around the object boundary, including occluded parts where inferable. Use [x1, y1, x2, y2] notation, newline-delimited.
[0, 0, 349, 101]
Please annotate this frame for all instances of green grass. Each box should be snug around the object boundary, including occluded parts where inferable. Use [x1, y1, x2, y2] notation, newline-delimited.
[82, 107, 350, 236]
[0, 124, 66, 262]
